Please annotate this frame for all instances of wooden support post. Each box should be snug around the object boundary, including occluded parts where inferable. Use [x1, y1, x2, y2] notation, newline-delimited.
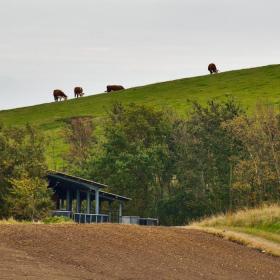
[76, 189, 81, 213]
[109, 201, 112, 222]
[95, 189, 100, 215]
[86, 191, 91, 214]
[66, 189, 72, 211]
[119, 202, 123, 223]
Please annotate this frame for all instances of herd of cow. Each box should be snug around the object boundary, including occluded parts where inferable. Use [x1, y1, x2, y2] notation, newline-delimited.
[53, 63, 218, 102]
[53, 85, 125, 101]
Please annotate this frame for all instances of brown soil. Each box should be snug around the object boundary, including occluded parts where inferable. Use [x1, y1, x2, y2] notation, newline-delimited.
[0, 224, 279, 280]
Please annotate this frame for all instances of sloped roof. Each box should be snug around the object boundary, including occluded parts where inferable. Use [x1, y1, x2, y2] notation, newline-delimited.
[47, 170, 131, 202]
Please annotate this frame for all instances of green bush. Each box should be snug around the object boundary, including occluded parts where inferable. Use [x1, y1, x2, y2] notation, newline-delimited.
[43, 216, 73, 224]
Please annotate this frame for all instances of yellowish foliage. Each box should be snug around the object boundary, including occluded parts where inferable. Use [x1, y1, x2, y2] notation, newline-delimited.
[192, 204, 280, 228]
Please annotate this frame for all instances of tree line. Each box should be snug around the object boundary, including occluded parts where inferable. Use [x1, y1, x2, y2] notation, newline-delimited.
[64, 99, 280, 225]
[1, 98, 280, 224]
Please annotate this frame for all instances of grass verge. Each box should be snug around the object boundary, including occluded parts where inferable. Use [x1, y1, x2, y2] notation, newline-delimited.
[188, 204, 280, 257]
[0, 216, 74, 225]
[0, 218, 31, 225]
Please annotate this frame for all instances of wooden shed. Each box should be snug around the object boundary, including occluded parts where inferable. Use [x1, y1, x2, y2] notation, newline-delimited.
[47, 171, 131, 223]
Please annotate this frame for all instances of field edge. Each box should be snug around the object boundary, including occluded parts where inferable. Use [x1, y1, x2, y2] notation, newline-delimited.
[186, 226, 280, 257]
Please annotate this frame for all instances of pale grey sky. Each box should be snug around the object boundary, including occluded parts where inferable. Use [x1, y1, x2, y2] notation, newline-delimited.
[0, 0, 279, 110]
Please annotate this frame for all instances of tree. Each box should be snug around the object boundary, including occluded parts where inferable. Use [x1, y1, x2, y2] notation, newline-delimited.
[8, 175, 53, 221]
[83, 103, 175, 217]
[63, 117, 95, 171]
[0, 124, 50, 218]
[168, 98, 244, 220]
[224, 104, 280, 207]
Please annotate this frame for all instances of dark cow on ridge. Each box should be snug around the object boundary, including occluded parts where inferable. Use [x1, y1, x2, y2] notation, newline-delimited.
[208, 63, 219, 74]
[74, 87, 84, 98]
[53, 89, 68, 102]
[106, 85, 125, 93]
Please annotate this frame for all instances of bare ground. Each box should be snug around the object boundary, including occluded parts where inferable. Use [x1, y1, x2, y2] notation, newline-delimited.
[0, 224, 279, 280]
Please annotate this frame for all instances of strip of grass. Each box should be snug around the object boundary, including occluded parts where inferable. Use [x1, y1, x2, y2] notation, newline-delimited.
[0, 216, 74, 225]
[193, 204, 280, 229]
[190, 204, 280, 255]
[231, 227, 280, 244]
[0, 218, 32, 224]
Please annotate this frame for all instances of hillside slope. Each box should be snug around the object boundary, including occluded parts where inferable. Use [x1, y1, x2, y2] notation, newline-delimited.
[1, 65, 280, 166]
[1, 65, 280, 129]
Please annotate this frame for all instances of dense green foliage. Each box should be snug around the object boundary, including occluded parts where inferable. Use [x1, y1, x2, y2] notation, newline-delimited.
[8, 176, 53, 221]
[158, 99, 244, 224]
[64, 100, 280, 225]
[1, 65, 280, 166]
[82, 103, 174, 217]
[0, 125, 53, 220]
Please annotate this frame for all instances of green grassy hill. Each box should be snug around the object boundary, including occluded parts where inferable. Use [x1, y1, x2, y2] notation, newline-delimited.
[1, 64, 280, 167]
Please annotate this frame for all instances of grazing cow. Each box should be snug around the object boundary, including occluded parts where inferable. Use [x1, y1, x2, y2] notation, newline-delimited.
[208, 63, 219, 74]
[106, 85, 125, 93]
[53, 89, 68, 102]
[74, 87, 84, 98]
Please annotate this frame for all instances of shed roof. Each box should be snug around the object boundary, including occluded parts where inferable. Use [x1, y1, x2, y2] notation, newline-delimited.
[47, 171, 131, 202]
[48, 170, 108, 188]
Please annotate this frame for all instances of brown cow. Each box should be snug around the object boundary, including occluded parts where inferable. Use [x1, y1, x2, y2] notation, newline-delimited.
[208, 63, 219, 74]
[106, 85, 125, 93]
[74, 87, 84, 98]
[53, 89, 68, 102]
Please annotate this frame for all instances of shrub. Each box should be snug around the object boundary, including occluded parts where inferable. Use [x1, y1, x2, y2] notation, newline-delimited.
[43, 216, 73, 224]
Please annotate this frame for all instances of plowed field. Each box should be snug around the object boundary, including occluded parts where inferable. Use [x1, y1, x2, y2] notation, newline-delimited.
[0, 224, 279, 280]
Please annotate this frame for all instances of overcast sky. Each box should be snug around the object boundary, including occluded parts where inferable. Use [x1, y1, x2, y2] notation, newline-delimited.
[0, 0, 279, 110]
